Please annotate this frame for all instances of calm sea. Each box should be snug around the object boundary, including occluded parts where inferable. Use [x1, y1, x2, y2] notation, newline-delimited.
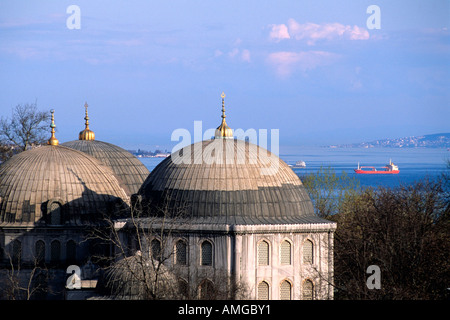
[138, 147, 450, 189]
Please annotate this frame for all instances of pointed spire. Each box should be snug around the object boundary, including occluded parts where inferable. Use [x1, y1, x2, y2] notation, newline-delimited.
[47, 109, 59, 146]
[215, 92, 233, 139]
[221, 91, 226, 120]
[84, 102, 90, 129]
[79, 102, 95, 140]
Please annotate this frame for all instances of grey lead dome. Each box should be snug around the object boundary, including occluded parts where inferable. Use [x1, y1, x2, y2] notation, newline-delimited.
[138, 138, 322, 225]
[0, 145, 129, 226]
[62, 140, 150, 196]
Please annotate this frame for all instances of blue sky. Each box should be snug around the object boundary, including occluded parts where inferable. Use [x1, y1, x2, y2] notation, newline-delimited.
[0, 0, 449, 151]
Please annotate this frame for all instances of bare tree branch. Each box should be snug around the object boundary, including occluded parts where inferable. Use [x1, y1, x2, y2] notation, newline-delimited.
[0, 102, 50, 161]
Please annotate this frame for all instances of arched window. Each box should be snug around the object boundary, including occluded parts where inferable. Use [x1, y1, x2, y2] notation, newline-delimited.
[50, 240, 61, 263]
[257, 281, 270, 300]
[199, 279, 214, 300]
[49, 201, 62, 225]
[200, 241, 213, 266]
[175, 240, 187, 265]
[35, 240, 45, 264]
[66, 240, 77, 263]
[302, 280, 314, 300]
[178, 278, 189, 299]
[280, 240, 291, 265]
[280, 280, 292, 300]
[303, 240, 313, 264]
[257, 240, 269, 266]
[151, 238, 161, 261]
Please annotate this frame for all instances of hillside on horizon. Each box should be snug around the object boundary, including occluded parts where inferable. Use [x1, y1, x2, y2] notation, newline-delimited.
[329, 133, 450, 149]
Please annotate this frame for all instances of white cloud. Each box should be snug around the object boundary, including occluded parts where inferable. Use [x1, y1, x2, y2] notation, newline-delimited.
[266, 50, 339, 78]
[226, 48, 251, 63]
[233, 38, 243, 46]
[241, 49, 251, 62]
[269, 19, 370, 45]
[269, 24, 290, 41]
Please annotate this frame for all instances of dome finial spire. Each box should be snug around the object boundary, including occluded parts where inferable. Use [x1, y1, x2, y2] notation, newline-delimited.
[47, 109, 59, 146]
[215, 91, 233, 139]
[84, 102, 90, 129]
[221, 91, 226, 118]
[79, 102, 95, 140]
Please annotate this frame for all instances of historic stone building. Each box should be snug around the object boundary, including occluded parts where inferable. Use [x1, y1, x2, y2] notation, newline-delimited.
[123, 93, 336, 300]
[0, 95, 336, 300]
[0, 110, 130, 299]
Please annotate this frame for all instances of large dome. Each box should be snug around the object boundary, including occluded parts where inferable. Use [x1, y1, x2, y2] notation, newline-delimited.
[138, 138, 320, 225]
[62, 140, 150, 196]
[0, 144, 129, 226]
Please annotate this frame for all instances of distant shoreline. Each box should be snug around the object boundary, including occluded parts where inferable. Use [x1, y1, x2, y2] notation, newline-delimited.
[327, 133, 450, 149]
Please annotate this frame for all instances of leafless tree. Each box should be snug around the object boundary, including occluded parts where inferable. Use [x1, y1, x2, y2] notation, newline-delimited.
[332, 178, 449, 300]
[301, 166, 360, 218]
[90, 196, 249, 300]
[303, 165, 449, 300]
[0, 250, 49, 300]
[190, 270, 250, 300]
[0, 102, 50, 161]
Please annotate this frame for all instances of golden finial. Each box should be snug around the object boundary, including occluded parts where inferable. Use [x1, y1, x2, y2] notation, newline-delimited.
[221, 92, 226, 119]
[47, 109, 59, 146]
[79, 102, 95, 140]
[215, 91, 233, 139]
[84, 102, 90, 129]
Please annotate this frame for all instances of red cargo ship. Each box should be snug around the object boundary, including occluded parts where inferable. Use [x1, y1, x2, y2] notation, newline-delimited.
[354, 160, 399, 174]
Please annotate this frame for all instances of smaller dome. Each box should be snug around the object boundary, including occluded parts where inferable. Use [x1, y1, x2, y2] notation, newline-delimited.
[0, 109, 128, 226]
[0, 145, 129, 226]
[62, 140, 150, 196]
[79, 128, 95, 141]
[62, 102, 150, 195]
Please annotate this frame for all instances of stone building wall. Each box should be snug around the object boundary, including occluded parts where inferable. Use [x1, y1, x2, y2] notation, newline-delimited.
[118, 220, 335, 300]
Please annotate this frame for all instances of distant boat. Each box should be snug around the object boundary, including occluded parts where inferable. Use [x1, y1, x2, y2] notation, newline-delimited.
[354, 159, 399, 174]
[153, 153, 170, 158]
[291, 160, 306, 168]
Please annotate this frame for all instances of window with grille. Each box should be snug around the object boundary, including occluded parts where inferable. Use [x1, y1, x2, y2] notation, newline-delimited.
[280, 280, 292, 300]
[303, 240, 313, 264]
[280, 240, 291, 265]
[151, 239, 161, 261]
[201, 241, 213, 266]
[199, 280, 214, 299]
[50, 240, 61, 263]
[175, 240, 187, 265]
[257, 281, 269, 300]
[257, 240, 269, 266]
[178, 279, 189, 298]
[302, 280, 314, 300]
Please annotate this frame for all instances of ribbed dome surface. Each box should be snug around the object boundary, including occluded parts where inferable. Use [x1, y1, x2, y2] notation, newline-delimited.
[0, 145, 129, 226]
[62, 140, 150, 195]
[139, 139, 320, 224]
